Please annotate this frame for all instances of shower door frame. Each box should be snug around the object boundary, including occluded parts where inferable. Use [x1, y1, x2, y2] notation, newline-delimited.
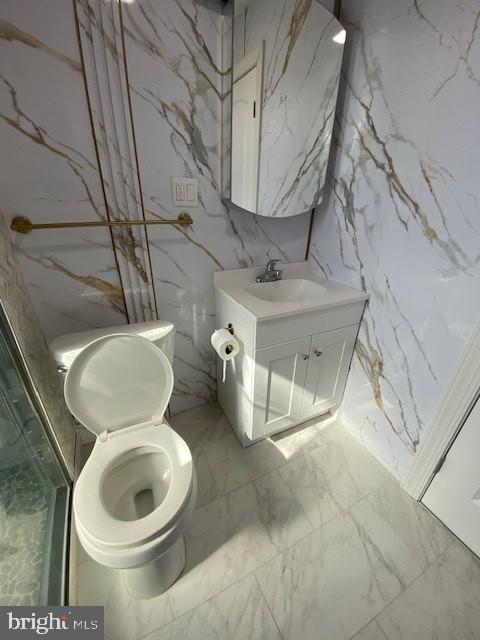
[0, 300, 72, 604]
[0, 300, 72, 480]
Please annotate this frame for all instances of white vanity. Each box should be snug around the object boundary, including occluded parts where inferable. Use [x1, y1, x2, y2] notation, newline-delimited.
[214, 262, 368, 445]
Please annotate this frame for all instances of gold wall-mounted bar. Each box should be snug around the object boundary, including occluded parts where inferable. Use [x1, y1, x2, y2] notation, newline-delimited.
[10, 213, 193, 234]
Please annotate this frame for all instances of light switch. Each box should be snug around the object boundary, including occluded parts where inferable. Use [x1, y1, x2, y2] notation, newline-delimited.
[171, 177, 198, 207]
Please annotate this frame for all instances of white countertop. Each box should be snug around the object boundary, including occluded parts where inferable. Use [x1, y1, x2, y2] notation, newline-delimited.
[214, 261, 369, 321]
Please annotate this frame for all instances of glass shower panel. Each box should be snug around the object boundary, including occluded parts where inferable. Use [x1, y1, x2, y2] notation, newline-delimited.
[0, 307, 70, 605]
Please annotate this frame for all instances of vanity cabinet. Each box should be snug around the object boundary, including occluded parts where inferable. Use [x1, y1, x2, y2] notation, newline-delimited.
[213, 262, 368, 447]
[252, 326, 357, 439]
[252, 337, 310, 438]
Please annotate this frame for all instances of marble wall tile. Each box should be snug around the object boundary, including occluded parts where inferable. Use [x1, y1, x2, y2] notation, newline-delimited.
[308, 0, 480, 478]
[2, 0, 314, 413]
[0, 211, 75, 475]
[0, 0, 127, 341]
[75, 0, 158, 324]
[121, 0, 311, 413]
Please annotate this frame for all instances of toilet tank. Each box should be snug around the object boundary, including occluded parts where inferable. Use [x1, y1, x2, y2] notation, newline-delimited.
[50, 320, 175, 371]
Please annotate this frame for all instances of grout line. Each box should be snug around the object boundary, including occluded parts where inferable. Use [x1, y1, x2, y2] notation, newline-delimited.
[252, 572, 286, 640]
[198, 443, 222, 504]
[197, 420, 340, 507]
[345, 616, 390, 640]
[135, 571, 265, 640]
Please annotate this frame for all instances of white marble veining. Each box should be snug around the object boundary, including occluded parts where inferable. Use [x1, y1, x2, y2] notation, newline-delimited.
[0, 211, 75, 475]
[377, 543, 480, 640]
[75, 0, 158, 324]
[144, 575, 280, 640]
[166, 482, 279, 617]
[122, 0, 312, 413]
[202, 423, 330, 495]
[277, 450, 341, 529]
[1, 0, 312, 414]
[352, 621, 389, 640]
[232, 0, 345, 217]
[0, 0, 128, 341]
[307, 424, 392, 511]
[76, 403, 480, 640]
[256, 510, 405, 640]
[308, 0, 480, 479]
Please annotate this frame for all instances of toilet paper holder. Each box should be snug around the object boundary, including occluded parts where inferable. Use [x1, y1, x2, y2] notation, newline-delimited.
[225, 324, 235, 354]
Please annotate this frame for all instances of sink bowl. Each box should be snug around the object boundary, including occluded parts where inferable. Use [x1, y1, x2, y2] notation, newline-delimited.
[246, 278, 328, 303]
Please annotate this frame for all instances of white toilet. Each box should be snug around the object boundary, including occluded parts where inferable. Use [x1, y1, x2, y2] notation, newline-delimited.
[51, 322, 197, 599]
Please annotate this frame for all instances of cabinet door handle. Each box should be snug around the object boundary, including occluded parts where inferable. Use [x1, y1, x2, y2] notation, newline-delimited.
[302, 354, 310, 360]
[314, 350, 323, 357]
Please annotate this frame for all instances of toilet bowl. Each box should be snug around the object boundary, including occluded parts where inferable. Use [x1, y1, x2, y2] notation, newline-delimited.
[63, 332, 196, 599]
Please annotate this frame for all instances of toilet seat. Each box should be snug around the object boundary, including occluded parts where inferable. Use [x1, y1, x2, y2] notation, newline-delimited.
[74, 422, 194, 548]
[64, 333, 173, 437]
[66, 333, 195, 560]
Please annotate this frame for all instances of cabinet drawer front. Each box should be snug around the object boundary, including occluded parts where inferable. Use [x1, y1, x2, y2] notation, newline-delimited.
[302, 325, 357, 419]
[252, 337, 310, 439]
[256, 302, 364, 349]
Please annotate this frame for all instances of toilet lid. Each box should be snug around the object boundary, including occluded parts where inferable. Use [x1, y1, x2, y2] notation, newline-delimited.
[64, 333, 173, 436]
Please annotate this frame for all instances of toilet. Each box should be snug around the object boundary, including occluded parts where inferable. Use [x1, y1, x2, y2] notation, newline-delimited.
[51, 322, 196, 599]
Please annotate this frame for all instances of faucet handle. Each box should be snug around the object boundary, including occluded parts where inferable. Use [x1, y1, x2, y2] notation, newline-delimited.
[266, 259, 280, 271]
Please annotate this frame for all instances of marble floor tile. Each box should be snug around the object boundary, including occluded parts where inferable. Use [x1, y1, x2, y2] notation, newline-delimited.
[74, 404, 480, 640]
[202, 432, 289, 494]
[277, 451, 341, 529]
[255, 506, 410, 640]
[350, 620, 389, 640]
[377, 542, 480, 640]
[310, 425, 391, 511]
[192, 447, 219, 509]
[167, 483, 279, 618]
[349, 480, 453, 589]
[198, 409, 341, 496]
[76, 557, 115, 609]
[143, 575, 281, 640]
[253, 470, 314, 551]
[269, 412, 337, 458]
[169, 402, 231, 450]
[77, 558, 173, 640]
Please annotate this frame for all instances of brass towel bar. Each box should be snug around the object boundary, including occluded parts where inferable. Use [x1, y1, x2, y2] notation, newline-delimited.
[10, 213, 193, 234]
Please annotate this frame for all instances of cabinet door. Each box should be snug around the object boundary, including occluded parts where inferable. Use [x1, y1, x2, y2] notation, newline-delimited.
[252, 336, 311, 439]
[301, 325, 357, 420]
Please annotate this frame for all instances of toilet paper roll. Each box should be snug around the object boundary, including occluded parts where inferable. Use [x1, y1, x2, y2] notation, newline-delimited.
[211, 328, 240, 382]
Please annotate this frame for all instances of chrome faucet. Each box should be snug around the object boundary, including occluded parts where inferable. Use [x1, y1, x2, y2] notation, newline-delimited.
[256, 259, 283, 283]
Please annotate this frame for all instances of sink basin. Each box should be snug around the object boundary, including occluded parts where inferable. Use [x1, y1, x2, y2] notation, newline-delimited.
[246, 278, 328, 303]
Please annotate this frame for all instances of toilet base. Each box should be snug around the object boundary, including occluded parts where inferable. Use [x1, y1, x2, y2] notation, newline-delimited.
[123, 535, 186, 599]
